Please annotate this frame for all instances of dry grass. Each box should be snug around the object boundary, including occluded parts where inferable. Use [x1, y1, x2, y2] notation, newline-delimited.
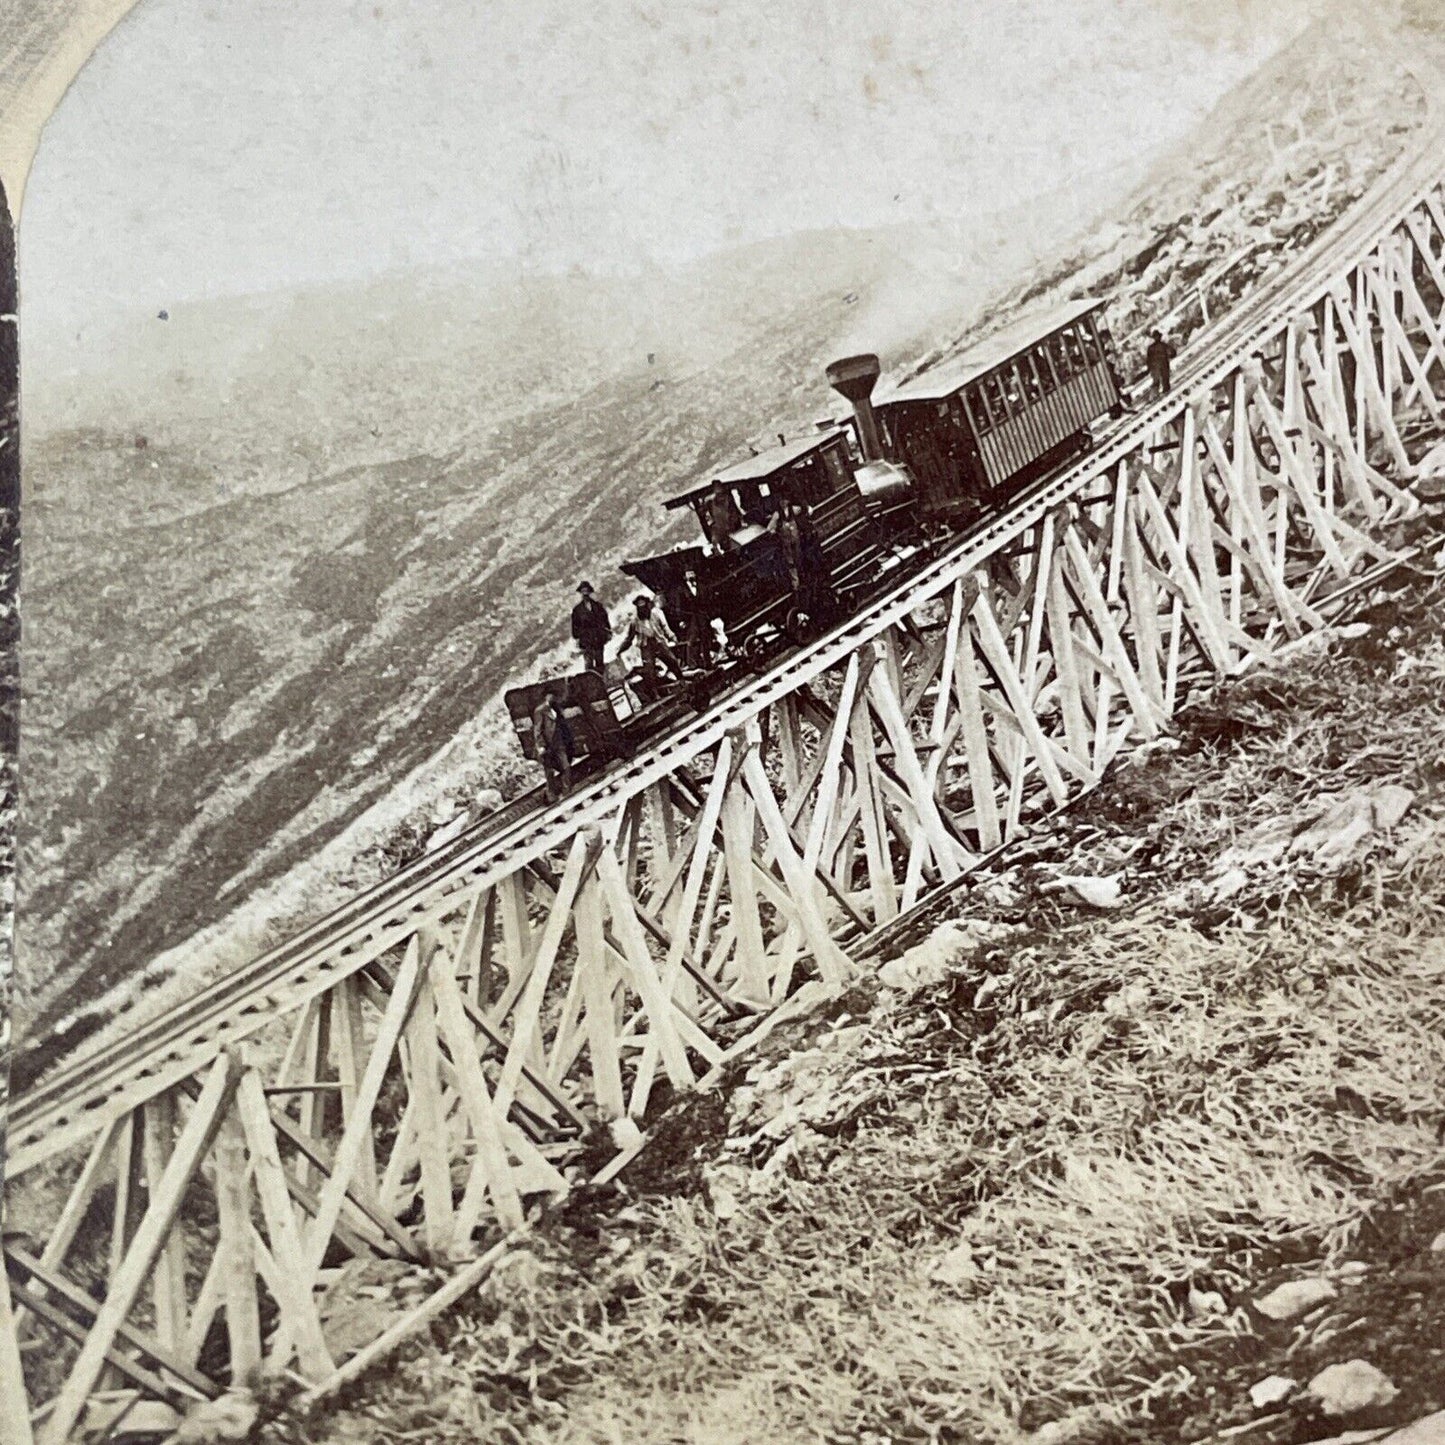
[277, 574, 1445, 1445]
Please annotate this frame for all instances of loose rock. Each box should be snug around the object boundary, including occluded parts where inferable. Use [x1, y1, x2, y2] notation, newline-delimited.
[1253, 1275, 1337, 1320]
[973, 972, 1011, 1009]
[1046, 873, 1125, 909]
[1188, 1286, 1228, 1318]
[175, 1392, 259, 1444]
[1306, 1360, 1399, 1416]
[1249, 1375, 1298, 1410]
[879, 924, 960, 993]
[931, 1244, 981, 1288]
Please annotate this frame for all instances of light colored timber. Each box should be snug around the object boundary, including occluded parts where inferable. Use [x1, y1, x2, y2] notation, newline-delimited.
[8, 98, 1445, 1438]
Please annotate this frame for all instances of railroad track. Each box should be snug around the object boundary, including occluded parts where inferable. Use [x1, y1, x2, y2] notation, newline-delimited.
[9, 69, 1443, 1172]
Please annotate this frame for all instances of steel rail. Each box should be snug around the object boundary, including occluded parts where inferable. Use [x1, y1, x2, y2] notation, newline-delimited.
[10, 89, 1444, 1166]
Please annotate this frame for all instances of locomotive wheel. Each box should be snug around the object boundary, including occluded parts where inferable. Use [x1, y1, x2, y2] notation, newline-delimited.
[684, 675, 712, 712]
[742, 633, 771, 666]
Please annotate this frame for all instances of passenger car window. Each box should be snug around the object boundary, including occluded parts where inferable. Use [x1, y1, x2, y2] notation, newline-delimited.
[985, 372, 1009, 420]
[1015, 360, 1040, 405]
[965, 384, 991, 432]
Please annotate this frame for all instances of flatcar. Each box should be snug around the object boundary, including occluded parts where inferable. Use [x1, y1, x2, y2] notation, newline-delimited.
[506, 295, 1124, 784]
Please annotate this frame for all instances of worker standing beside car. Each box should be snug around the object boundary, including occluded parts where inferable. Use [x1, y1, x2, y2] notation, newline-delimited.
[1146, 331, 1174, 398]
[532, 683, 573, 801]
[620, 594, 684, 682]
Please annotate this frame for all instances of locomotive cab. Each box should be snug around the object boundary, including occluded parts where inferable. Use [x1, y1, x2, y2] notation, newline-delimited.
[621, 427, 888, 660]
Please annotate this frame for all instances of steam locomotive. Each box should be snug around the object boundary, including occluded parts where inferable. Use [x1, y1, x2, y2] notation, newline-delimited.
[507, 297, 1124, 776]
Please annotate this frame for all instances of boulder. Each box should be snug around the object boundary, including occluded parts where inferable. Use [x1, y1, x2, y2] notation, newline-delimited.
[1288, 785, 1414, 866]
[1254, 1276, 1337, 1321]
[879, 921, 972, 993]
[174, 1392, 259, 1444]
[1249, 1375, 1298, 1410]
[930, 1244, 981, 1288]
[1306, 1360, 1398, 1417]
[1044, 873, 1124, 909]
[1376, 1409, 1445, 1443]
[1187, 1286, 1227, 1318]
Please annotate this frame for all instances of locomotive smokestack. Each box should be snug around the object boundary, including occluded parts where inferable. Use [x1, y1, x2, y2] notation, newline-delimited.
[826, 353, 884, 462]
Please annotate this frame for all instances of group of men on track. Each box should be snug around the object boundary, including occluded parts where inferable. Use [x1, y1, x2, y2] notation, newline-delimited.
[531, 577, 712, 801]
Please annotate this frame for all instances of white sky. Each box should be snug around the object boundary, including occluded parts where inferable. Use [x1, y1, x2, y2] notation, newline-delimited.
[19, 0, 1311, 341]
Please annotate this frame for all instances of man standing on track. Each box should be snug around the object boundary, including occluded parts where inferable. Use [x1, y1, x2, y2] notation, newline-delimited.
[571, 580, 610, 675]
[1146, 331, 1175, 399]
[672, 567, 716, 669]
[532, 683, 573, 801]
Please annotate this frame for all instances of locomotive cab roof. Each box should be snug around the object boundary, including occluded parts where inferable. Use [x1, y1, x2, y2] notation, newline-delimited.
[662, 426, 848, 511]
[879, 297, 1106, 407]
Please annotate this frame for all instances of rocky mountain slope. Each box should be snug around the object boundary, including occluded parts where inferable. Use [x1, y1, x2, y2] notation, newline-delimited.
[285, 508, 1445, 1445]
[17, 188, 1108, 1053]
[14, 16, 1424, 1080]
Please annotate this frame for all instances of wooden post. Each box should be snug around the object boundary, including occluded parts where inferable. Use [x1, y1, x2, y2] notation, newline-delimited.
[0, 1266, 34, 1445]
[214, 1107, 262, 1389]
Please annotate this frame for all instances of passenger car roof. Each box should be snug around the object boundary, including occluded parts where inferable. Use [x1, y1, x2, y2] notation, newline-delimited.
[879, 297, 1104, 406]
[663, 428, 847, 510]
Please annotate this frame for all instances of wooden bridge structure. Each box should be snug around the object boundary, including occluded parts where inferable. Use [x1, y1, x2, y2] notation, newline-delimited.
[7, 79, 1445, 1445]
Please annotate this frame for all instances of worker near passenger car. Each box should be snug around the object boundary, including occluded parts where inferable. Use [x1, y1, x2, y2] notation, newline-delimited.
[1146, 331, 1174, 398]
[570, 580, 611, 675]
[620, 594, 684, 682]
[532, 683, 573, 801]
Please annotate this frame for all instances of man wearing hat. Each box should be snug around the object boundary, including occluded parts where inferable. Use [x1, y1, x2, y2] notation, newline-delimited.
[570, 580, 611, 675]
[620, 594, 683, 683]
[1145, 330, 1174, 399]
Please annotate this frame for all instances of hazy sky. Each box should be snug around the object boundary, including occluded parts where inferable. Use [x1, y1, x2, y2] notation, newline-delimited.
[20, 0, 1312, 342]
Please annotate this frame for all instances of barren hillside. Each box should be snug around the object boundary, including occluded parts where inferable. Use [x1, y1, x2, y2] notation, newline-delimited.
[12, 18, 1423, 1084]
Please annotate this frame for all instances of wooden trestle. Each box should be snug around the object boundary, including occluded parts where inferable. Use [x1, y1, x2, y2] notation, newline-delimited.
[8, 143, 1445, 1444]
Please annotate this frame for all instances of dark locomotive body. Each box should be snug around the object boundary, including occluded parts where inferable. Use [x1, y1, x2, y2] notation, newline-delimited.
[505, 297, 1124, 783]
[620, 428, 886, 660]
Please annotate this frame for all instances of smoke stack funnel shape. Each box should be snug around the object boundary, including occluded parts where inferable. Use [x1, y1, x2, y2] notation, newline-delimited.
[827, 353, 884, 462]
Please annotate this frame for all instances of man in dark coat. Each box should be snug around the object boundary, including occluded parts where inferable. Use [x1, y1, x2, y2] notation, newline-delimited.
[794, 504, 835, 623]
[532, 683, 573, 801]
[1146, 331, 1174, 399]
[570, 580, 610, 674]
[671, 567, 716, 668]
